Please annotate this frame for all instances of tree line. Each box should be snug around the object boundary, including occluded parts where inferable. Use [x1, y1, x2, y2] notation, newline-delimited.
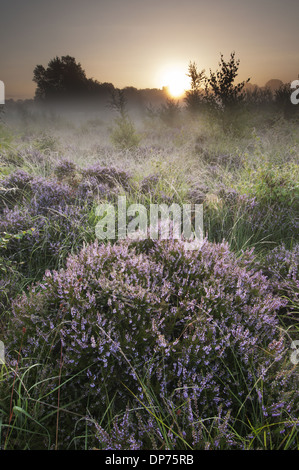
[32, 55, 168, 110]
[32, 53, 296, 118]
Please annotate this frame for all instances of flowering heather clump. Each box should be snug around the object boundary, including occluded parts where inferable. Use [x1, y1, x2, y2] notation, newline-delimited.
[187, 184, 210, 204]
[7, 237, 298, 449]
[54, 159, 77, 180]
[139, 173, 160, 193]
[0, 170, 76, 210]
[0, 170, 96, 274]
[264, 244, 299, 286]
[80, 164, 132, 191]
[77, 177, 111, 201]
[0, 170, 34, 206]
[262, 244, 299, 319]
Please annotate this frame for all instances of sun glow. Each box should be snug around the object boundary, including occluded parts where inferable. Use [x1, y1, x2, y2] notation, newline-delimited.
[160, 65, 190, 98]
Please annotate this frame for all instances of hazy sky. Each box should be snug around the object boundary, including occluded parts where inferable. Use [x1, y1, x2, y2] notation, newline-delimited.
[1, 0, 298, 99]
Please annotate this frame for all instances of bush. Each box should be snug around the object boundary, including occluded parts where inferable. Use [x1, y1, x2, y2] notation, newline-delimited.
[110, 116, 141, 150]
[6, 237, 298, 449]
[54, 159, 77, 180]
[261, 244, 299, 324]
[80, 164, 132, 191]
[0, 170, 102, 278]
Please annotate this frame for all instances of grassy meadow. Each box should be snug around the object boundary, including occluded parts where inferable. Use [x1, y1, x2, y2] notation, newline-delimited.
[0, 96, 298, 450]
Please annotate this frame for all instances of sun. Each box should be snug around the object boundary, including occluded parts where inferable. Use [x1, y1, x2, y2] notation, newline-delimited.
[160, 65, 190, 98]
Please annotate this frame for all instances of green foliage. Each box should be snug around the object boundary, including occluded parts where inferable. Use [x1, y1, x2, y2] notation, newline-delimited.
[0, 228, 36, 271]
[110, 116, 141, 150]
[243, 162, 299, 208]
[205, 52, 250, 110]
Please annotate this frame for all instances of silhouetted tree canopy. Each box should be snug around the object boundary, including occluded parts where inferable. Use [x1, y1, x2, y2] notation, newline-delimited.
[185, 61, 206, 113]
[32, 55, 170, 112]
[33, 55, 115, 102]
[205, 52, 250, 110]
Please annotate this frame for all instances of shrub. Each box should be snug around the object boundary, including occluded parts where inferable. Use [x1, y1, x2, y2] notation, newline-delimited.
[261, 244, 299, 324]
[54, 159, 77, 180]
[139, 173, 160, 196]
[110, 116, 141, 150]
[80, 164, 132, 191]
[0, 170, 101, 277]
[205, 52, 250, 111]
[6, 237, 298, 449]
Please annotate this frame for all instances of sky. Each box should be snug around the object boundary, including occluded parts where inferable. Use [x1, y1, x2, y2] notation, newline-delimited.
[1, 0, 299, 99]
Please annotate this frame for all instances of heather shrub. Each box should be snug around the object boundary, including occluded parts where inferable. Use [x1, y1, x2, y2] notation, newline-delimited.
[6, 237, 298, 449]
[139, 173, 160, 193]
[0, 170, 101, 277]
[80, 164, 132, 191]
[53, 161, 132, 200]
[261, 244, 299, 324]
[54, 158, 77, 180]
[0, 170, 34, 206]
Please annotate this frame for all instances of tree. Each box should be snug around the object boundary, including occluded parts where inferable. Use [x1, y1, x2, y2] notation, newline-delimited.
[205, 52, 250, 111]
[108, 88, 128, 118]
[33, 55, 90, 100]
[159, 98, 181, 126]
[185, 61, 206, 113]
[108, 88, 141, 150]
[33, 55, 115, 103]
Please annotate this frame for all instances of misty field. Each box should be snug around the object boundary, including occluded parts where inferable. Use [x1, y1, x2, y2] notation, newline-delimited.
[0, 97, 298, 450]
